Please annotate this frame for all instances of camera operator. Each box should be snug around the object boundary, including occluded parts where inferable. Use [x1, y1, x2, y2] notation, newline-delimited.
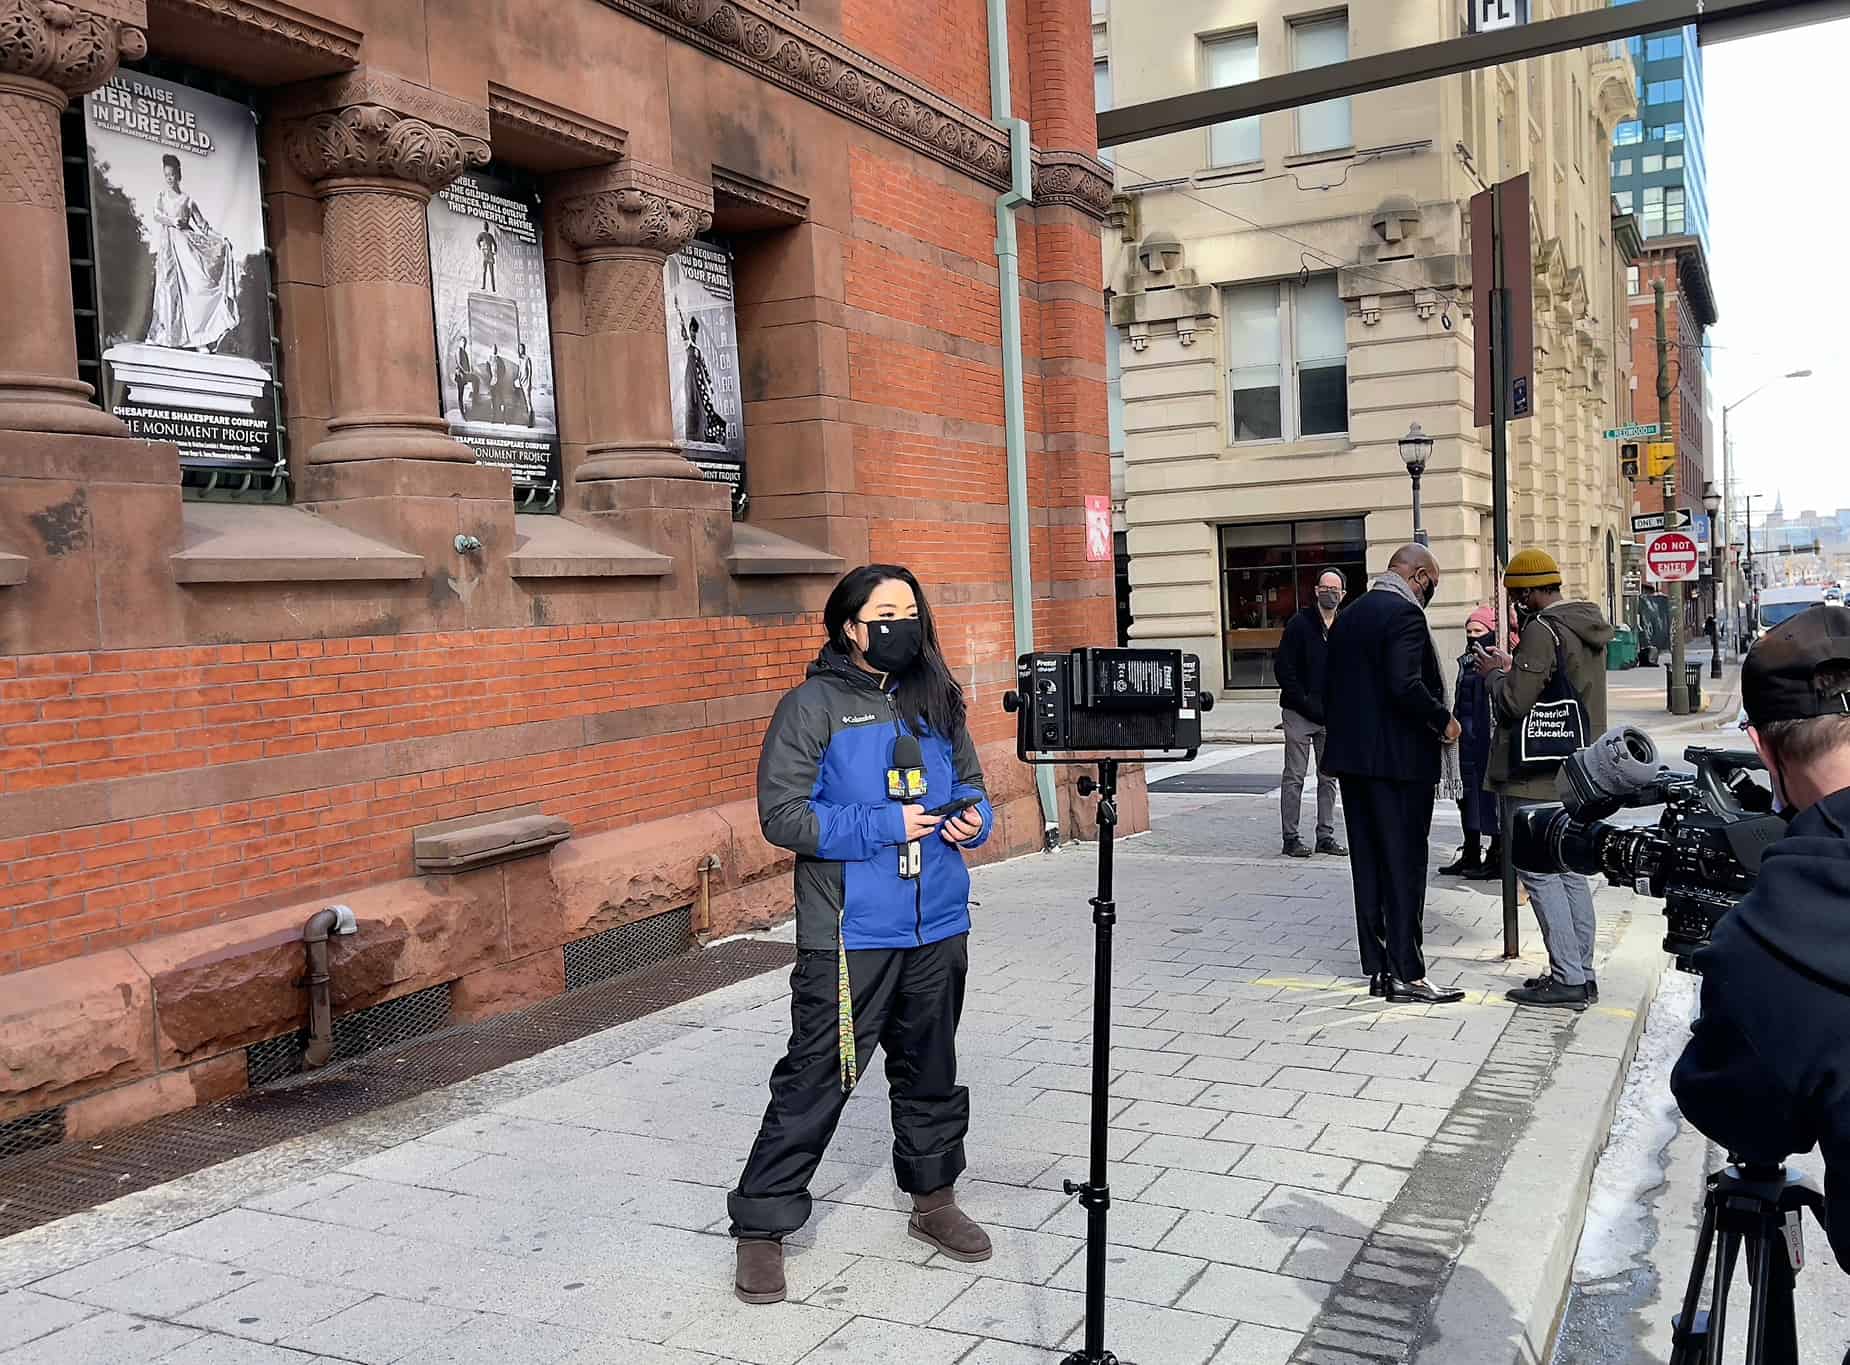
[1475, 548, 1614, 1010]
[728, 565, 995, 1304]
[1671, 604, 1850, 1276]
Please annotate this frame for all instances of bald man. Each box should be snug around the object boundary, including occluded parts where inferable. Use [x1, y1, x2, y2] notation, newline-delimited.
[1321, 545, 1465, 1006]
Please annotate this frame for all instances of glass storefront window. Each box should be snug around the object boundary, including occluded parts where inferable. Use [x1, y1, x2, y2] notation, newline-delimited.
[1219, 516, 1368, 689]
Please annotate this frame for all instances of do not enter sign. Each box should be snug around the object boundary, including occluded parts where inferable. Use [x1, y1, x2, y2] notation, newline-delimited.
[1646, 530, 1700, 582]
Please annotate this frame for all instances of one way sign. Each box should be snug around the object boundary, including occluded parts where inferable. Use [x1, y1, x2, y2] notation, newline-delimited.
[1472, 0, 1528, 32]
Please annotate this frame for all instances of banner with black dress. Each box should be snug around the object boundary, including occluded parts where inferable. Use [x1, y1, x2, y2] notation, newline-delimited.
[664, 239, 748, 516]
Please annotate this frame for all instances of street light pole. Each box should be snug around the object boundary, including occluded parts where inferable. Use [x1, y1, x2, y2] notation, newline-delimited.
[1721, 370, 1809, 651]
[1704, 483, 1722, 678]
[1399, 421, 1434, 548]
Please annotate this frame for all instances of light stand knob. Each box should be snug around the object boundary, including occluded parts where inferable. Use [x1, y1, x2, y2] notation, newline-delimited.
[1002, 691, 1022, 713]
[1077, 776, 1097, 797]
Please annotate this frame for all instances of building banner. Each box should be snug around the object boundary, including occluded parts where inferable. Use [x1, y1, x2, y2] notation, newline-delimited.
[665, 239, 747, 515]
[428, 170, 560, 496]
[83, 71, 280, 469]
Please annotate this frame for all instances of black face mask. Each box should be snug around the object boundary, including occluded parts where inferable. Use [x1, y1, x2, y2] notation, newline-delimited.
[1418, 575, 1437, 608]
[859, 618, 922, 675]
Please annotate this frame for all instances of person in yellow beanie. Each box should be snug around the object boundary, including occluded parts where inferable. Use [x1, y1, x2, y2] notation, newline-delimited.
[1476, 548, 1613, 1010]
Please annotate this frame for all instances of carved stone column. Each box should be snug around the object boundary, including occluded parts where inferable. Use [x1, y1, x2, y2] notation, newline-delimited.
[557, 162, 713, 483]
[0, 0, 146, 436]
[279, 69, 488, 464]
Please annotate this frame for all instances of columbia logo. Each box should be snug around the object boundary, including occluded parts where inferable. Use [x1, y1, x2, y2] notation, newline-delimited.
[841, 713, 878, 724]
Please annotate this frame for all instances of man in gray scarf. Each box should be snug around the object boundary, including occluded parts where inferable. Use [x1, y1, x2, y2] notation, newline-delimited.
[1322, 544, 1467, 1005]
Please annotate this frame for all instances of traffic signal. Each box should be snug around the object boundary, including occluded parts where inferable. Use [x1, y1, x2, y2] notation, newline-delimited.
[1620, 442, 1639, 480]
[1646, 442, 1676, 478]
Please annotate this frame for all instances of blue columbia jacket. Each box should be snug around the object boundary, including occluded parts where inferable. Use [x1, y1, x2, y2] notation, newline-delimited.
[758, 647, 993, 950]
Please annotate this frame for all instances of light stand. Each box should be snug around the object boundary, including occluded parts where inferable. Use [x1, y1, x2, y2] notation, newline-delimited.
[1062, 758, 1128, 1365]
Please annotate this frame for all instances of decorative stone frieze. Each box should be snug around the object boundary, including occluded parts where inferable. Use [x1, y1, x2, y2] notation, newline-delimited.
[488, 82, 626, 167]
[0, 0, 147, 436]
[1032, 149, 1113, 222]
[150, 0, 358, 71]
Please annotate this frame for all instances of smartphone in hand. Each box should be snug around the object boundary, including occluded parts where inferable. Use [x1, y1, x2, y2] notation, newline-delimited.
[924, 796, 983, 820]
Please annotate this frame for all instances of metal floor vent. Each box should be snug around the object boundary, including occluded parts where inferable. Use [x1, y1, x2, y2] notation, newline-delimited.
[246, 981, 455, 1089]
[0, 1107, 66, 1163]
[0, 937, 794, 1240]
[563, 906, 693, 991]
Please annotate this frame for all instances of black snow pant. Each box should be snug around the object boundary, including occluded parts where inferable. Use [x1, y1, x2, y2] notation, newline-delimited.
[728, 933, 970, 1240]
[1339, 775, 1435, 982]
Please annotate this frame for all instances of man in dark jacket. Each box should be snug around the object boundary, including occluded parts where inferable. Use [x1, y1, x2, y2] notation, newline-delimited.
[1672, 605, 1850, 1296]
[1478, 549, 1614, 1009]
[1323, 544, 1464, 1005]
[1276, 568, 1348, 858]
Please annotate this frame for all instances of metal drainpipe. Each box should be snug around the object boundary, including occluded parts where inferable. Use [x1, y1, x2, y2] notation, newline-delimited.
[301, 905, 357, 1068]
[987, 0, 1061, 846]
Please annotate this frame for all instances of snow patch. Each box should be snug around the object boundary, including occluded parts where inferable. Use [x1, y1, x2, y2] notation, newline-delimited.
[1573, 969, 1701, 1283]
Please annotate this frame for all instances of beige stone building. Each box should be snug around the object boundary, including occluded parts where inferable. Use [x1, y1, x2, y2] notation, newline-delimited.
[1096, 1, 1640, 693]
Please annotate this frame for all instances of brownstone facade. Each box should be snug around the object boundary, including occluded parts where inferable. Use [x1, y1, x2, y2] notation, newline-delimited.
[0, 0, 1119, 1138]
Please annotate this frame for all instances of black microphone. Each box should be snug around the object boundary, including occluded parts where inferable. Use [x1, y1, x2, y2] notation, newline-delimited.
[890, 735, 925, 879]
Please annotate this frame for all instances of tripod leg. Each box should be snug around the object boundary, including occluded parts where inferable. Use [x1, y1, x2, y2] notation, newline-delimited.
[1670, 1201, 1718, 1365]
[1742, 1229, 1800, 1365]
[1707, 1230, 1742, 1365]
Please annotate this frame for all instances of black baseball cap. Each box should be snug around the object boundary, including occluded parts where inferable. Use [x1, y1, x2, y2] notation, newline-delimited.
[1743, 604, 1850, 725]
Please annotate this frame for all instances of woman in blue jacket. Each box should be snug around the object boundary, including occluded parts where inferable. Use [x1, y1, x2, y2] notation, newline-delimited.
[728, 564, 995, 1304]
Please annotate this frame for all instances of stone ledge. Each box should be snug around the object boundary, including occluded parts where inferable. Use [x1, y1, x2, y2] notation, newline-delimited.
[508, 513, 672, 578]
[170, 502, 424, 584]
[0, 551, 25, 586]
[726, 522, 845, 577]
[413, 805, 573, 874]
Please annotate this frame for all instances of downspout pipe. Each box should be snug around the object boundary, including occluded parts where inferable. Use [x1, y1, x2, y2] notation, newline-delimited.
[301, 904, 357, 1069]
[987, 0, 1061, 847]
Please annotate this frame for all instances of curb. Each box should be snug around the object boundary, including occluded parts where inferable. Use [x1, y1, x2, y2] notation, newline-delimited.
[1202, 731, 1282, 745]
[1419, 903, 1669, 1365]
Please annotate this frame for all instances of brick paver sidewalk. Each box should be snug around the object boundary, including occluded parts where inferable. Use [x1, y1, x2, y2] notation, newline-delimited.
[0, 755, 1632, 1364]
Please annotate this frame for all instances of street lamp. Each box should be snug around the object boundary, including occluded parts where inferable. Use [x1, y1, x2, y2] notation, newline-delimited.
[1721, 369, 1812, 659]
[1704, 483, 1723, 678]
[1399, 421, 1435, 547]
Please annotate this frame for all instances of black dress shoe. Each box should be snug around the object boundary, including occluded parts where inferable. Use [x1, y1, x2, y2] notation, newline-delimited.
[1387, 978, 1465, 1004]
[1439, 850, 1482, 876]
[1507, 979, 1590, 1010]
[1315, 837, 1348, 857]
[1521, 974, 1598, 1004]
[1368, 974, 1388, 997]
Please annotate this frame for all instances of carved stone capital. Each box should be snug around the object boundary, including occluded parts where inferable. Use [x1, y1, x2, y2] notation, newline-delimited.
[279, 67, 489, 192]
[556, 161, 714, 256]
[0, 0, 148, 99]
[1032, 150, 1113, 223]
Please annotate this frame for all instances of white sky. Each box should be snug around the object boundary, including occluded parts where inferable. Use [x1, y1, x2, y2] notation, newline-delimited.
[1706, 17, 1850, 519]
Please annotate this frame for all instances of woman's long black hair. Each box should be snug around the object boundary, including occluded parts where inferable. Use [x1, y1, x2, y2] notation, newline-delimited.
[823, 564, 967, 739]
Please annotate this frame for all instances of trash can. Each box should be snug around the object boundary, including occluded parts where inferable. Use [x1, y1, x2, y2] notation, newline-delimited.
[1664, 662, 1703, 711]
[1606, 626, 1638, 671]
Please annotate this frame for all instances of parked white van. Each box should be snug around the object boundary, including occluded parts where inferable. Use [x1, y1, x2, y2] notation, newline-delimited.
[1757, 585, 1830, 631]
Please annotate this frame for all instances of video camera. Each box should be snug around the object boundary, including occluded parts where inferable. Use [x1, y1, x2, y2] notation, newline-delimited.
[1003, 648, 1213, 763]
[1510, 727, 1787, 972]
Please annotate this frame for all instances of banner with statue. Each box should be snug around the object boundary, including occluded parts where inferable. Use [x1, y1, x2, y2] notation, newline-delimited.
[427, 169, 561, 499]
[82, 71, 280, 470]
[665, 238, 747, 516]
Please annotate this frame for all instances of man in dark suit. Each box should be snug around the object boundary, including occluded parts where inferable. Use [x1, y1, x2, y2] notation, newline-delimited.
[1322, 544, 1466, 1005]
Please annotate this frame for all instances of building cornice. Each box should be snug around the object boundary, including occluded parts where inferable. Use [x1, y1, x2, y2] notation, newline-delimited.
[150, 0, 359, 70]
[594, 0, 1019, 195]
[489, 82, 627, 166]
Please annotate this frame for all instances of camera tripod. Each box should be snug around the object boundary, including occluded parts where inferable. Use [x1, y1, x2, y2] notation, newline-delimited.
[1669, 1162, 1826, 1365]
[1060, 758, 1136, 1365]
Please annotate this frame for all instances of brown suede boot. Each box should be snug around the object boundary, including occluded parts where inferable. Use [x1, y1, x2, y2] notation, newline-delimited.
[908, 1186, 993, 1262]
[734, 1238, 786, 1304]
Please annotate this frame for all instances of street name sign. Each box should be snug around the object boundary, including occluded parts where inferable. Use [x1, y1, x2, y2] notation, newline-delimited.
[1471, 0, 1529, 33]
[1604, 423, 1660, 440]
[1646, 531, 1700, 583]
[1631, 509, 1692, 534]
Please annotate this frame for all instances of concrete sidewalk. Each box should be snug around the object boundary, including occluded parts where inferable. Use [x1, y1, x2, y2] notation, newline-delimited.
[0, 776, 1658, 1365]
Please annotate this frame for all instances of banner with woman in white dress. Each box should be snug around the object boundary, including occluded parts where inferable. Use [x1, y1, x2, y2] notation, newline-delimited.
[83, 71, 279, 469]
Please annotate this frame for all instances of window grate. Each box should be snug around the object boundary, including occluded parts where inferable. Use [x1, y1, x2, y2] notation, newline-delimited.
[0, 1107, 67, 1166]
[246, 981, 455, 1089]
[563, 907, 694, 991]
